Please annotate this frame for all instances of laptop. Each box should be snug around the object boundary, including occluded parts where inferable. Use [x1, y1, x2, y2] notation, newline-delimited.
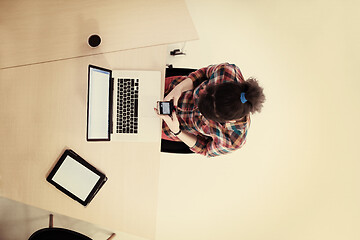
[87, 65, 161, 142]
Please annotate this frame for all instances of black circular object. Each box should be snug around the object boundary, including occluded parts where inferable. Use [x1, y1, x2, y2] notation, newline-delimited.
[88, 35, 101, 47]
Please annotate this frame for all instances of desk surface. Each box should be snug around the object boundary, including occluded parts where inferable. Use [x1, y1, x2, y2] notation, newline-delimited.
[0, 45, 167, 240]
[0, 0, 198, 69]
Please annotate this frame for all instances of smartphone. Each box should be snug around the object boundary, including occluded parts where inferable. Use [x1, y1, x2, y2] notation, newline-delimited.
[157, 100, 174, 115]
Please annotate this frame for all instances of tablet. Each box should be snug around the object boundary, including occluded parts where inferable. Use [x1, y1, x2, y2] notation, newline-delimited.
[47, 149, 107, 206]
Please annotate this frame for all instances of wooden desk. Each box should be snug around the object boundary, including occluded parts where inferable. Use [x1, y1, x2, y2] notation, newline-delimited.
[0, 45, 167, 240]
[0, 0, 198, 69]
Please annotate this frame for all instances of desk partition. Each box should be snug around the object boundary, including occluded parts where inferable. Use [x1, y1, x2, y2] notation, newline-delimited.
[0, 0, 198, 69]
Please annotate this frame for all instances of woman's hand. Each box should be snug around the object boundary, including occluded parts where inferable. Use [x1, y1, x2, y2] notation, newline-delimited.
[155, 107, 197, 148]
[163, 85, 183, 108]
[154, 108, 180, 134]
[164, 77, 193, 107]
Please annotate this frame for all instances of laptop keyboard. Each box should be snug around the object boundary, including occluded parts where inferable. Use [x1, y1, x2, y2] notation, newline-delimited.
[116, 78, 139, 134]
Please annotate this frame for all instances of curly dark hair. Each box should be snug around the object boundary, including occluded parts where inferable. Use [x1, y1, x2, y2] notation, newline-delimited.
[198, 78, 265, 122]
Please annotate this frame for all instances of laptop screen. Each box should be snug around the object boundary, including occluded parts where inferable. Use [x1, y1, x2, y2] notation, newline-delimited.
[87, 65, 112, 141]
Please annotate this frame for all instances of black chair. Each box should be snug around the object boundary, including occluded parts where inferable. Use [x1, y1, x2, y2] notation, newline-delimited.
[28, 214, 116, 240]
[160, 67, 196, 154]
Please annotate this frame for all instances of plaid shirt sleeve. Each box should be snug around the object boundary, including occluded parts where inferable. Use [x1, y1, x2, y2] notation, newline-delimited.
[187, 65, 215, 88]
[187, 63, 244, 88]
[189, 117, 250, 157]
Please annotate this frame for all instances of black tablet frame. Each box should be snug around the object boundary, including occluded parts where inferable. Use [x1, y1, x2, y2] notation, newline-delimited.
[46, 149, 107, 206]
[86, 65, 113, 141]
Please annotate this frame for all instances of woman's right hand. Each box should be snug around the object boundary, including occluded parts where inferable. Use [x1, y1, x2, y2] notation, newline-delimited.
[164, 85, 183, 107]
[164, 77, 193, 107]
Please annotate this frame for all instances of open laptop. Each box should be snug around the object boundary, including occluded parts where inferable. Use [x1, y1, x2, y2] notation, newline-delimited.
[87, 65, 161, 142]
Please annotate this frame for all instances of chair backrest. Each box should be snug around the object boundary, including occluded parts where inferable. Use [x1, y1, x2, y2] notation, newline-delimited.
[165, 67, 196, 78]
[28, 228, 92, 240]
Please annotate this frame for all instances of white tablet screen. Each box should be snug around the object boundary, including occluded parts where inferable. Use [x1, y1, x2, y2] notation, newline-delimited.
[88, 67, 110, 140]
[52, 155, 101, 201]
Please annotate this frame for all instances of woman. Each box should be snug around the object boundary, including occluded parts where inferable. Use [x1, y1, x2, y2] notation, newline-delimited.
[156, 63, 265, 157]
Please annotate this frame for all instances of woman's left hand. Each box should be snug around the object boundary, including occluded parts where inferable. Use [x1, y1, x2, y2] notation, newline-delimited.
[154, 108, 180, 133]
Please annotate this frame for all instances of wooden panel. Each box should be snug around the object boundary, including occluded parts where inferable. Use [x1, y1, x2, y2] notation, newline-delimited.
[0, 0, 198, 69]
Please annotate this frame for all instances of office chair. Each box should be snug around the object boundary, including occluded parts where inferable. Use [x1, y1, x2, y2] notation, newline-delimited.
[28, 214, 116, 240]
[160, 66, 196, 154]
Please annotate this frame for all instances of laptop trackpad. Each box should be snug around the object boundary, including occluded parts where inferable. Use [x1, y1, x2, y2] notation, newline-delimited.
[139, 95, 158, 117]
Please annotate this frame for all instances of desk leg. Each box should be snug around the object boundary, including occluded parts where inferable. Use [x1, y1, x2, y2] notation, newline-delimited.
[49, 214, 54, 228]
[107, 233, 116, 240]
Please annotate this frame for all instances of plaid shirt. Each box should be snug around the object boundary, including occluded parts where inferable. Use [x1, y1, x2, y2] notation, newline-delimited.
[163, 63, 251, 157]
